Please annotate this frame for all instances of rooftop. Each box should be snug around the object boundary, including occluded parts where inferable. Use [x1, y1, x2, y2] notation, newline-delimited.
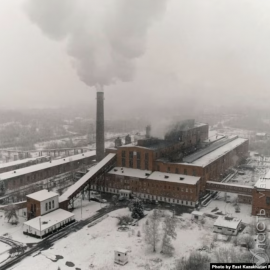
[214, 215, 242, 230]
[0, 151, 96, 181]
[108, 167, 200, 185]
[183, 136, 238, 163]
[147, 171, 200, 185]
[254, 169, 270, 190]
[0, 156, 48, 170]
[190, 137, 247, 167]
[26, 189, 58, 201]
[23, 209, 74, 231]
[108, 167, 152, 179]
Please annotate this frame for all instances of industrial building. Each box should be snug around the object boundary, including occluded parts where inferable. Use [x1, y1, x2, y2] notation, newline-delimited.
[99, 120, 249, 206]
[0, 151, 96, 193]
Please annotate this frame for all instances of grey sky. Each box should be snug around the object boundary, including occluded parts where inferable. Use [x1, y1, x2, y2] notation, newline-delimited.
[0, 0, 270, 116]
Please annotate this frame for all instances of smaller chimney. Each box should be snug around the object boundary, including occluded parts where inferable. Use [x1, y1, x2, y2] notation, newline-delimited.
[125, 134, 131, 145]
[115, 137, 122, 148]
[146, 125, 151, 139]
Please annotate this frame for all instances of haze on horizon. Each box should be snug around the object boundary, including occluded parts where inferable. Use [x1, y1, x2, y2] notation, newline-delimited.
[0, 0, 270, 117]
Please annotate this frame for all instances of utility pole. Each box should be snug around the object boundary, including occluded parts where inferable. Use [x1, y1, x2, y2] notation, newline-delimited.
[39, 217, 42, 239]
[81, 195, 83, 220]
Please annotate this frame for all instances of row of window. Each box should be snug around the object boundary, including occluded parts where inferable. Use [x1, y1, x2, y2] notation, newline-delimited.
[45, 200, 55, 211]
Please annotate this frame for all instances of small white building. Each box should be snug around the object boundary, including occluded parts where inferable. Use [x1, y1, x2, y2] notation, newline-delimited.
[23, 208, 75, 238]
[191, 211, 205, 221]
[213, 215, 242, 236]
[114, 248, 129, 265]
[119, 189, 131, 198]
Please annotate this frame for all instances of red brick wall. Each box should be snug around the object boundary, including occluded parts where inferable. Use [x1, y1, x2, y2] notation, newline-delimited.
[26, 198, 41, 219]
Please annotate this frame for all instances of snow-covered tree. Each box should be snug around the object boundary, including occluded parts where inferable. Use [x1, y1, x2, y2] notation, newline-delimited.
[163, 216, 177, 240]
[145, 210, 161, 252]
[112, 195, 118, 206]
[161, 234, 174, 256]
[131, 199, 144, 219]
[4, 205, 18, 223]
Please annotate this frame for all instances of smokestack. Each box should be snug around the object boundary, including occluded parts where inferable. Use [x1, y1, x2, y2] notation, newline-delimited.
[146, 125, 151, 139]
[96, 88, 105, 161]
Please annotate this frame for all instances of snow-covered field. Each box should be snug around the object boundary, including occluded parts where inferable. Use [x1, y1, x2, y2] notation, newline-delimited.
[9, 207, 256, 270]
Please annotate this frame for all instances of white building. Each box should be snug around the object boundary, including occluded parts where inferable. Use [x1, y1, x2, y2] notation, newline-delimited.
[23, 208, 74, 238]
[27, 190, 59, 218]
[24, 189, 75, 238]
[191, 211, 205, 221]
[213, 215, 242, 236]
[114, 248, 129, 265]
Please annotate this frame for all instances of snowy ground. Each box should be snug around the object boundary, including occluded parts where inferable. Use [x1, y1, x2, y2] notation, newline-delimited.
[9, 208, 254, 270]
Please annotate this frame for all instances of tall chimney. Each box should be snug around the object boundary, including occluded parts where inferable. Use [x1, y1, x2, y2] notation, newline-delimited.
[96, 90, 105, 161]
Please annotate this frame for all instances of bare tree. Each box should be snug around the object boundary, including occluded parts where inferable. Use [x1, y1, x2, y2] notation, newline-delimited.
[145, 210, 161, 252]
[176, 252, 210, 270]
[4, 205, 18, 224]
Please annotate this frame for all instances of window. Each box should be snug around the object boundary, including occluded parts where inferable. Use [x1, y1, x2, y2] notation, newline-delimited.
[137, 152, 141, 169]
[266, 197, 270, 205]
[145, 153, 149, 170]
[192, 169, 196, 176]
[168, 167, 170, 172]
[34, 204, 36, 212]
[190, 189, 193, 193]
[157, 165, 160, 171]
[46, 203, 48, 211]
[175, 168, 179, 174]
[122, 151, 126, 167]
[52, 200, 55, 208]
[129, 151, 133, 168]
[186, 188, 189, 193]
[184, 169, 187, 175]
[49, 201, 51, 210]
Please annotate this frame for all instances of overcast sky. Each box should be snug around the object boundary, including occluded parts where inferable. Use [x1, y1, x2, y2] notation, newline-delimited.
[1, 0, 270, 117]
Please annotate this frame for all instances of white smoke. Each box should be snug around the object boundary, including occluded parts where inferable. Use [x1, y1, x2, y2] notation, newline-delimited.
[25, 0, 167, 89]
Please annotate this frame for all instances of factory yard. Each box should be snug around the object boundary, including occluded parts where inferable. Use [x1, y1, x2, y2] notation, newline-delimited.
[9, 207, 259, 270]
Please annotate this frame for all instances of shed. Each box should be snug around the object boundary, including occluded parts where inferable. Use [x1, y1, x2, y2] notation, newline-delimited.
[191, 211, 205, 221]
[114, 248, 128, 265]
[119, 189, 131, 198]
[213, 215, 242, 236]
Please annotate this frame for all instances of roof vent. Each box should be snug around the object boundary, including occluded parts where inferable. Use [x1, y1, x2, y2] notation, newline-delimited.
[14, 171, 16, 173]
[122, 171, 124, 173]
[82, 154, 84, 156]
[114, 169, 118, 172]
[180, 177, 184, 180]
[145, 173, 150, 176]
[164, 175, 169, 179]
[121, 167, 123, 170]
[63, 159, 65, 161]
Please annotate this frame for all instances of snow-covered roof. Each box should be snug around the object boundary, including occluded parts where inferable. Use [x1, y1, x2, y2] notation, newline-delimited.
[254, 169, 270, 190]
[0, 156, 47, 170]
[115, 248, 129, 253]
[0, 151, 96, 181]
[23, 209, 74, 231]
[60, 153, 116, 202]
[108, 167, 152, 179]
[108, 168, 200, 185]
[191, 211, 204, 216]
[147, 172, 200, 185]
[119, 189, 131, 194]
[26, 189, 58, 202]
[191, 137, 248, 167]
[214, 215, 241, 230]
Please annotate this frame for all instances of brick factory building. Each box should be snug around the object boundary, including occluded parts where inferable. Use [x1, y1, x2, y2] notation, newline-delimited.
[0, 151, 96, 194]
[101, 119, 249, 207]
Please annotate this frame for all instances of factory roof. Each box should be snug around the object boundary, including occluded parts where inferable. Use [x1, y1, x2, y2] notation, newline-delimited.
[108, 167, 152, 179]
[183, 136, 238, 163]
[108, 167, 200, 185]
[214, 216, 241, 230]
[0, 156, 48, 170]
[147, 171, 200, 185]
[23, 209, 74, 232]
[59, 153, 116, 202]
[26, 189, 58, 201]
[0, 151, 96, 181]
[191, 137, 247, 167]
[254, 170, 270, 190]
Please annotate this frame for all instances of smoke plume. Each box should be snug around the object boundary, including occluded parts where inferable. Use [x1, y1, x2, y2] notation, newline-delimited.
[25, 0, 167, 89]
